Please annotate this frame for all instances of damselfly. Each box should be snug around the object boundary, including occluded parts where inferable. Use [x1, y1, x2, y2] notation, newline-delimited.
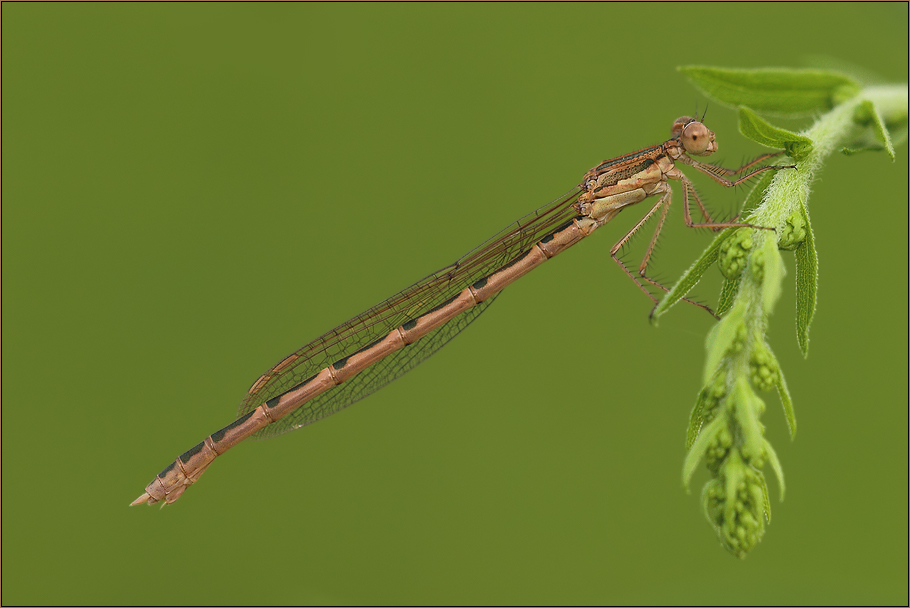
[132, 116, 790, 506]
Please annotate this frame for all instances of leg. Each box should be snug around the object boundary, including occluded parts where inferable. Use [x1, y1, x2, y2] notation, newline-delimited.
[683, 177, 715, 225]
[678, 175, 776, 235]
[697, 151, 785, 177]
[678, 152, 795, 188]
[610, 186, 717, 317]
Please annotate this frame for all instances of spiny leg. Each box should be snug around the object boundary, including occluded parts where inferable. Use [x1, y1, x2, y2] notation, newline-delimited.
[610, 192, 668, 305]
[639, 193, 672, 273]
[685, 177, 715, 225]
[610, 186, 716, 317]
[680, 176, 775, 233]
[636, 203, 719, 318]
[678, 153, 795, 189]
[695, 151, 786, 178]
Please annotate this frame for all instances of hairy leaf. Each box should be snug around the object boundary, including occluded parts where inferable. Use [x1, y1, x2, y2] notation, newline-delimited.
[759, 236, 786, 310]
[842, 104, 908, 155]
[856, 100, 896, 160]
[775, 366, 797, 439]
[757, 472, 772, 522]
[687, 387, 710, 450]
[716, 276, 741, 318]
[731, 378, 765, 459]
[794, 198, 818, 357]
[739, 107, 813, 161]
[683, 414, 726, 490]
[679, 66, 860, 117]
[704, 300, 746, 384]
[763, 439, 786, 500]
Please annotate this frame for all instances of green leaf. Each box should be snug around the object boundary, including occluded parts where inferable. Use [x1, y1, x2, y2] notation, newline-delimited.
[704, 300, 746, 384]
[739, 107, 814, 161]
[856, 100, 895, 160]
[683, 414, 726, 490]
[732, 378, 764, 458]
[687, 387, 710, 450]
[678, 66, 860, 117]
[794, 198, 818, 357]
[842, 107, 908, 155]
[762, 438, 786, 500]
[775, 366, 797, 439]
[842, 144, 887, 156]
[757, 471, 772, 522]
[716, 275, 741, 318]
[759, 236, 786, 311]
[653, 229, 734, 320]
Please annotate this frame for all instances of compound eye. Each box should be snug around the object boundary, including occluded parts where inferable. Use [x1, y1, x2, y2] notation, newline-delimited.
[671, 116, 694, 139]
[682, 122, 711, 155]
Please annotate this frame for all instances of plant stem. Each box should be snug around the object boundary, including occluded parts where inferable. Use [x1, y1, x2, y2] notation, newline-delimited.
[691, 81, 907, 557]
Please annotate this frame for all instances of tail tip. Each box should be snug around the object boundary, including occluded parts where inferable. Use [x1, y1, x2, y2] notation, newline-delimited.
[130, 492, 152, 507]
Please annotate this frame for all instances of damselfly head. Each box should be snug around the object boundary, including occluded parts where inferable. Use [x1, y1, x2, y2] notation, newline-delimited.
[671, 116, 716, 157]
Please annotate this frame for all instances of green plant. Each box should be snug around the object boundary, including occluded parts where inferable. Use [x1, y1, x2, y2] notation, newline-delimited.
[653, 66, 908, 557]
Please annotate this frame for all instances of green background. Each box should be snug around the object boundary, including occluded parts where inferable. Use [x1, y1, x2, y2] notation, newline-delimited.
[3, 3, 907, 605]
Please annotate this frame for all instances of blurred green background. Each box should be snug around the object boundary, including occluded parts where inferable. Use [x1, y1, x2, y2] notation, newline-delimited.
[2, 3, 907, 605]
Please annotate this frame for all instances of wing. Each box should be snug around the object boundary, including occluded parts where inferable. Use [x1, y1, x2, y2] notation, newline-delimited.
[251, 295, 499, 439]
[238, 187, 583, 436]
